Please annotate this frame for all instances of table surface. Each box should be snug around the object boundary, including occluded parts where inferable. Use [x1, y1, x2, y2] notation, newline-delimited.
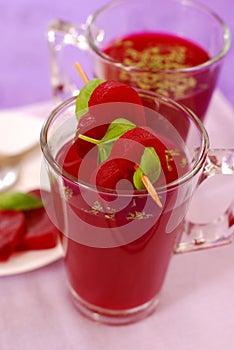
[1, 1, 234, 349]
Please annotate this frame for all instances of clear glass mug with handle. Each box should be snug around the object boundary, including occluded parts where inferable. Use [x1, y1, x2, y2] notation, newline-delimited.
[40, 87, 234, 326]
[47, 0, 231, 121]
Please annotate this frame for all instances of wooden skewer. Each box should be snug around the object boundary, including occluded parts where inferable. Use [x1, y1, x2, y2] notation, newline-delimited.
[134, 164, 162, 208]
[74, 62, 89, 84]
[141, 174, 163, 208]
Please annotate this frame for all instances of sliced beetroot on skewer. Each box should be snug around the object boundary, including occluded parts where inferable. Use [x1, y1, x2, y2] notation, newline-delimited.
[56, 140, 99, 184]
[0, 210, 26, 261]
[74, 112, 109, 158]
[91, 126, 180, 193]
[17, 189, 59, 251]
[90, 158, 135, 191]
[111, 127, 165, 160]
[111, 127, 178, 185]
[88, 80, 145, 129]
[56, 141, 83, 178]
[89, 80, 143, 110]
[74, 80, 145, 158]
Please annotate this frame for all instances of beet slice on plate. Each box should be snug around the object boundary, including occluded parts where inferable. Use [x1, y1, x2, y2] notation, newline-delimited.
[17, 189, 59, 251]
[0, 210, 26, 261]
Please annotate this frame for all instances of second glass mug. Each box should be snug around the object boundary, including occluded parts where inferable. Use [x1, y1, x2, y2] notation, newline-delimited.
[40, 88, 234, 326]
[47, 0, 231, 121]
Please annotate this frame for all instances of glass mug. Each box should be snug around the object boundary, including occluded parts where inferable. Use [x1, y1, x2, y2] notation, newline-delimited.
[40, 88, 234, 325]
[47, 0, 231, 121]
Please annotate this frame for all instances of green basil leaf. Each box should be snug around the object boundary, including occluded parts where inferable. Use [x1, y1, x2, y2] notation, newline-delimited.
[98, 118, 136, 163]
[101, 118, 136, 143]
[98, 143, 113, 164]
[133, 147, 161, 190]
[0, 192, 43, 211]
[75, 79, 105, 121]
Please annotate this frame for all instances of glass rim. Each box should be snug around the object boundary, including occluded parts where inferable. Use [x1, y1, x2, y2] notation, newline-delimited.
[86, 0, 231, 74]
[40, 90, 209, 196]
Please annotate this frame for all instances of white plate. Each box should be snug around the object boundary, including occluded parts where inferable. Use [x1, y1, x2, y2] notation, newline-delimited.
[0, 110, 63, 276]
[0, 244, 63, 276]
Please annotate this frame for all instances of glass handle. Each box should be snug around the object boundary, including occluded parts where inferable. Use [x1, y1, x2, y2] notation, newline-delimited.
[174, 148, 234, 253]
[47, 20, 89, 100]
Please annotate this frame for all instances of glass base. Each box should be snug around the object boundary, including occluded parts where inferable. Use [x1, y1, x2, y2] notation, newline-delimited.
[69, 286, 160, 325]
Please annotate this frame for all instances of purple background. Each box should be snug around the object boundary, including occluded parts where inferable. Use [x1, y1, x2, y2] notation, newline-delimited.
[0, 0, 234, 109]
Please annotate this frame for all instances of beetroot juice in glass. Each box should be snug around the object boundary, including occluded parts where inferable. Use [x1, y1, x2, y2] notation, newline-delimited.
[55, 125, 189, 313]
[47, 0, 231, 121]
[101, 31, 215, 121]
[41, 85, 227, 325]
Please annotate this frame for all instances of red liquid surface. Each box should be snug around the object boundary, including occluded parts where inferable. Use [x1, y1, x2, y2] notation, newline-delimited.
[55, 131, 190, 311]
[101, 32, 220, 120]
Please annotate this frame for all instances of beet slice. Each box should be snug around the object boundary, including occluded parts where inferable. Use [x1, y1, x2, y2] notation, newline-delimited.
[89, 80, 143, 111]
[0, 210, 26, 261]
[74, 112, 109, 158]
[91, 126, 179, 191]
[88, 80, 146, 127]
[91, 158, 135, 191]
[111, 127, 178, 185]
[56, 141, 83, 178]
[17, 189, 59, 251]
[111, 127, 166, 161]
[74, 80, 145, 158]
